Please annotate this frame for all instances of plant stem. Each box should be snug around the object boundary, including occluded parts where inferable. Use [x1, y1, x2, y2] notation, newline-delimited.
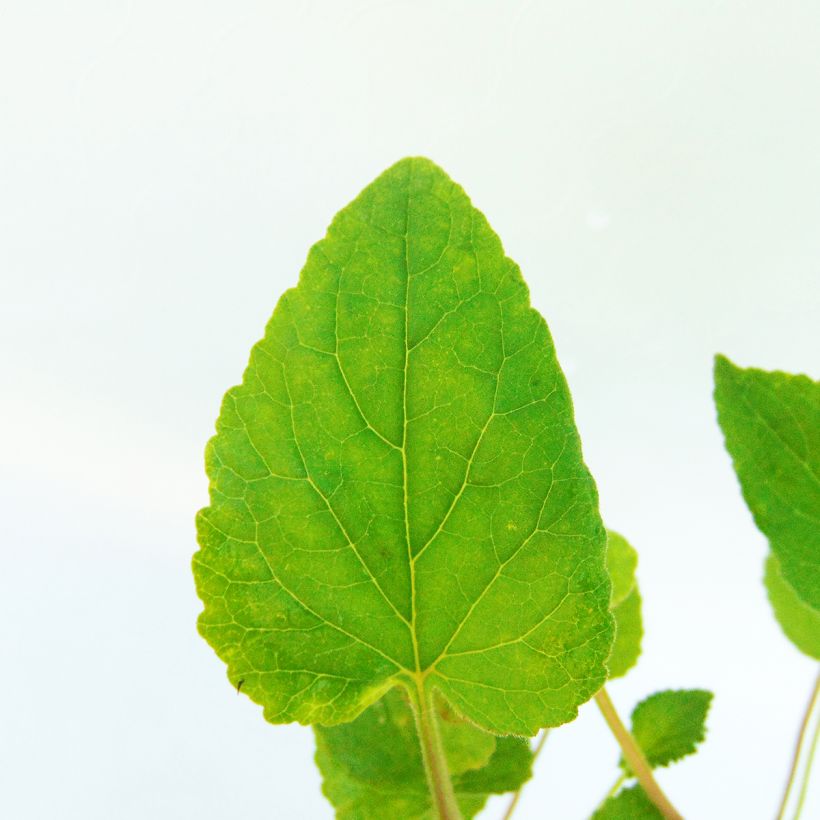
[410, 680, 462, 820]
[794, 703, 820, 819]
[594, 688, 683, 820]
[501, 730, 550, 820]
[778, 670, 820, 820]
[606, 773, 628, 799]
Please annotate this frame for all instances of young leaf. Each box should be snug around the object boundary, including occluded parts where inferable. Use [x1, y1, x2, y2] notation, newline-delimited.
[605, 531, 642, 680]
[591, 785, 663, 819]
[606, 531, 638, 607]
[193, 157, 614, 736]
[315, 688, 532, 819]
[764, 552, 820, 659]
[622, 689, 713, 772]
[607, 586, 643, 680]
[713, 355, 820, 611]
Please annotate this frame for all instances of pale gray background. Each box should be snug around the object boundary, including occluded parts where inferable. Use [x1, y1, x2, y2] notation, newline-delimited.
[1, 2, 818, 818]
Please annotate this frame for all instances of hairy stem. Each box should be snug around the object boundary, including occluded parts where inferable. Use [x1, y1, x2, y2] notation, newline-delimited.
[501, 730, 550, 820]
[779, 670, 820, 820]
[410, 681, 462, 820]
[594, 688, 683, 820]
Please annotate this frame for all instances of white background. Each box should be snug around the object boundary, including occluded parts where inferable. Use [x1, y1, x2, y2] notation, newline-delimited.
[2, 2, 819, 818]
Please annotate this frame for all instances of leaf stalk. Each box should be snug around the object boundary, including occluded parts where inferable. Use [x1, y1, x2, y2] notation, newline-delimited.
[410, 680, 462, 820]
[778, 669, 820, 820]
[594, 687, 683, 820]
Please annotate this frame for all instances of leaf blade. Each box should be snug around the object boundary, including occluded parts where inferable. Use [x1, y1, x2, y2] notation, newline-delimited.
[713, 355, 820, 611]
[591, 785, 664, 819]
[606, 531, 638, 607]
[605, 531, 643, 680]
[607, 586, 643, 680]
[765, 552, 820, 659]
[193, 157, 614, 733]
[623, 689, 713, 771]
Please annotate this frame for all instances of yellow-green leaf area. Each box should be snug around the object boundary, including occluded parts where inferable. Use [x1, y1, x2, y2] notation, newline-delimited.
[193, 157, 613, 734]
[606, 531, 637, 607]
[607, 586, 643, 680]
[605, 531, 642, 679]
[314, 688, 532, 819]
[765, 552, 820, 659]
[714, 355, 820, 611]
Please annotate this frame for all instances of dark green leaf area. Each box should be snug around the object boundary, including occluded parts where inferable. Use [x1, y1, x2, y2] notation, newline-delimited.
[765, 553, 820, 659]
[591, 786, 663, 819]
[315, 687, 532, 819]
[714, 355, 820, 611]
[623, 689, 713, 772]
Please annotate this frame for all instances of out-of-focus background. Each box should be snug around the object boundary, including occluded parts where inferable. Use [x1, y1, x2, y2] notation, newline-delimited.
[2, 2, 818, 817]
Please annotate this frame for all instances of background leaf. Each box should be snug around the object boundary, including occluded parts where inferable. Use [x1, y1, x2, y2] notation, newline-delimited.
[605, 531, 642, 679]
[315, 688, 532, 819]
[764, 552, 820, 659]
[622, 689, 713, 771]
[606, 531, 638, 607]
[591, 785, 663, 819]
[193, 157, 614, 735]
[714, 355, 820, 611]
[607, 587, 643, 680]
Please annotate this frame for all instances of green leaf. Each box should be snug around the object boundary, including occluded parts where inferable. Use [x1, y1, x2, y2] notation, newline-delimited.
[591, 786, 663, 819]
[605, 530, 642, 679]
[193, 157, 614, 736]
[623, 689, 713, 771]
[764, 552, 820, 659]
[607, 586, 643, 680]
[713, 355, 820, 611]
[606, 531, 637, 607]
[315, 688, 532, 819]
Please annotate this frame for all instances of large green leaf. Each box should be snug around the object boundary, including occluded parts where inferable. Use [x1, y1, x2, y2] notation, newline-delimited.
[315, 688, 532, 818]
[764, 552, 820, 659]
[622, 689, 713, 771]
[591, 786, 663, 819]
[605, 531, 642, 679]
[193, 158, 614, 736]
[713, 355, 820, 611]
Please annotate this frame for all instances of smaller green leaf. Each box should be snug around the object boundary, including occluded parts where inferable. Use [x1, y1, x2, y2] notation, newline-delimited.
[622, 689, 713, 772]
[315, 688, 532, 819]
[606, 531, 638, 607]
[605, 531, 642, 680]
[454, 737, 534, 806]
[591, 785, 663, 819]
[607, 586, 643, 680]
[437, 698, 497, 775]
[765, 552, 820, 659]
